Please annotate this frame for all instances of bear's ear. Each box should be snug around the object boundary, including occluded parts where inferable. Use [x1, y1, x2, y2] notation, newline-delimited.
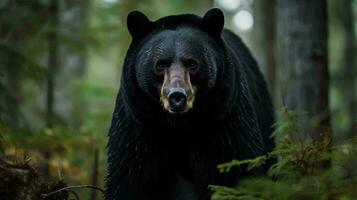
[201, 8, 224, 39]
[127, 11, 154, 40]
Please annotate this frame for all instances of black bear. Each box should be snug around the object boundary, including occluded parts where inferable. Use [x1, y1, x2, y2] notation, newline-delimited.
[106, 8, 275, 200]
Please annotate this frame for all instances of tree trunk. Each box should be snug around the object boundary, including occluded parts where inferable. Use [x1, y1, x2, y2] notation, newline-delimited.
[54, 0, 90, 127]
[277, 0, 330, 140]
[340, 0, 356, 137]
[46, 0, 59, 128]
[252, 0, 276, 100]
[90, 149, 99, 200]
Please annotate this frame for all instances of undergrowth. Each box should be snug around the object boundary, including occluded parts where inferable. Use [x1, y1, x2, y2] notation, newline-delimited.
[210, 107, 357, 200]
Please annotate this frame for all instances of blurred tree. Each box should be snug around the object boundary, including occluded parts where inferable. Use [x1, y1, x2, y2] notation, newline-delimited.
[328, 0, 356, 139]
[40, 0, 59, 177]
[252, 0, 276, 103]
[0, 0, 48, 128]
[277, 0, 330, 140]
[54, 0, 91, 127]
[340, 0, 357, 137]
[0, 0, 91, 129]
[46, 0, 59, 128]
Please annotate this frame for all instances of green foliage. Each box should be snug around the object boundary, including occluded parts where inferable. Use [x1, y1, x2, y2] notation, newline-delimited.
[211, 107, 357, 200]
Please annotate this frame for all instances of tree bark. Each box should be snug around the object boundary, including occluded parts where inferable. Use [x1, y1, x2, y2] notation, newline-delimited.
[46, 0, 59, 128]
[277, 0, 330, 140]
[90, 148, 99, 200]
[340, 0, 356, 137]
[252, 0, 276, 100]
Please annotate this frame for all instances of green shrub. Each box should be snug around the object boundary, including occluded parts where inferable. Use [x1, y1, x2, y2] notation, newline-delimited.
[211, 107, 357, 200]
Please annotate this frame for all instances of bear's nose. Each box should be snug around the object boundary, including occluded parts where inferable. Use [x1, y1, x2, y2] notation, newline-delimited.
[167, 88, 187, 111]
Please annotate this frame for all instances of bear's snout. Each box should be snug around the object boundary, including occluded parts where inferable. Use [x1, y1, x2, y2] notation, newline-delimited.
[160, 64, 195, 114]
[167, 88, 187, 112]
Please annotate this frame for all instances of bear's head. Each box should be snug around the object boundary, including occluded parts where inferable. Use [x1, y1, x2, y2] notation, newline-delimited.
[125, 9, 226, 116]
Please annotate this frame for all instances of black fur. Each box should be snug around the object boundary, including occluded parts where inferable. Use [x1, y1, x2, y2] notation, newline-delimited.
[106, 8, 275, 200]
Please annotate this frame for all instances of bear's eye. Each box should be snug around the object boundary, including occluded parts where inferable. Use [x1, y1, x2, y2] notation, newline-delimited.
[185, 59, 199, 75]
[154, 60, 170, 76]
